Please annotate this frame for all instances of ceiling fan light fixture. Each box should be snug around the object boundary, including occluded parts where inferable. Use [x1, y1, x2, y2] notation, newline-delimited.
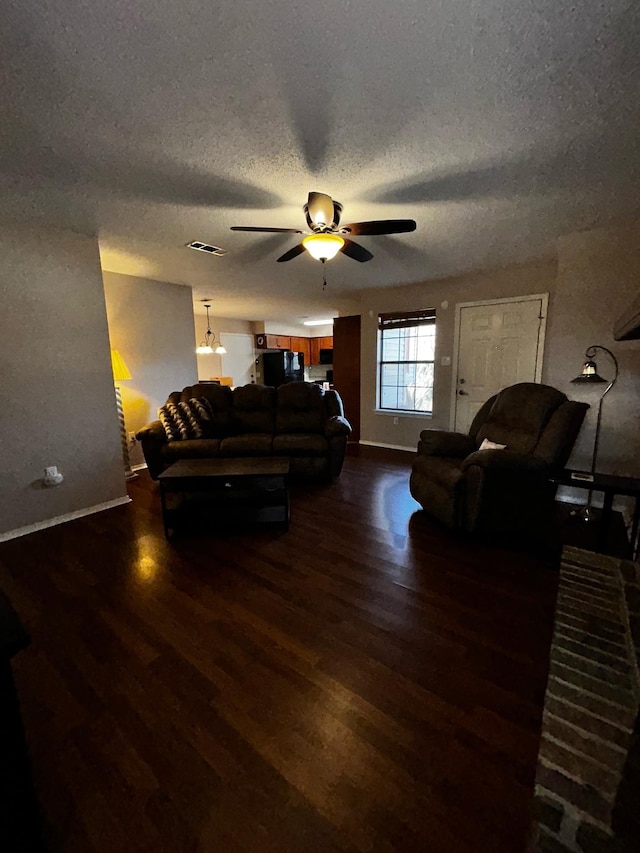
[302, 233, 344, 261]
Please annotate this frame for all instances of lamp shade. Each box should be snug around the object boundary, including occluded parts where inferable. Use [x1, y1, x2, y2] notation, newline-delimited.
[111, 349, 132, 382]
[570, 359, 607, 384]
[302, 233, 345, 261]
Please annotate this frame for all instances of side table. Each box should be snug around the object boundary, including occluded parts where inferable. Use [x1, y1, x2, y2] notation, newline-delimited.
[551, 469, 640, 559]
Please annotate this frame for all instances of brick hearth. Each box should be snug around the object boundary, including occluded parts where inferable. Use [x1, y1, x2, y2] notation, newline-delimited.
[534, 547, 640, 852]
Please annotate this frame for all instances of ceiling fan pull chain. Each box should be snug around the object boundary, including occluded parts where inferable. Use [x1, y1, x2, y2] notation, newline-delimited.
[322, 259, 327, 290]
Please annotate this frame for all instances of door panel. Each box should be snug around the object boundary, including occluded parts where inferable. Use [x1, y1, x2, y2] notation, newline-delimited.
[454, 298, 545, 433]
[219, 334, 256, 388]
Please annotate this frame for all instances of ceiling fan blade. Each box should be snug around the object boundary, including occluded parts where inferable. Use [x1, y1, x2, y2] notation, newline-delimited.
[276, 243, 306, 263]
[307, 192, 335, 228]
[342, 219, 417, 236]
[341, 238, 373, 263]
[230, 226, 303, 233]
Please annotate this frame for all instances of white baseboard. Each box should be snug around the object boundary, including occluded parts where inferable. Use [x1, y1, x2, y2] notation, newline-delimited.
[359, 440, 416, 453]
[0, 496, 131, 543]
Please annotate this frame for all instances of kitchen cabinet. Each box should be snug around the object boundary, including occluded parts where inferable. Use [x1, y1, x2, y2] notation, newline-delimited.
[309, 336, 333, 365]
[255, 334, 292, 350]
[255, 333, 331, 362]
[290, 336, 311, 363]
[266, 334, 291, 350]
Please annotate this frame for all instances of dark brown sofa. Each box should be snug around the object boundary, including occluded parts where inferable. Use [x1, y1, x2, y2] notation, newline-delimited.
[136, 381, 352, 481]
[409, 382, 589, 535]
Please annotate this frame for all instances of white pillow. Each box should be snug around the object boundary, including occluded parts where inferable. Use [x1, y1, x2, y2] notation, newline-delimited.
[479, 438, 507, 451]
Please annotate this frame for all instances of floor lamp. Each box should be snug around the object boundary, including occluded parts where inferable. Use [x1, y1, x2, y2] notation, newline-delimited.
[111, 349, 138, 482]
[570, 344, 619, 521]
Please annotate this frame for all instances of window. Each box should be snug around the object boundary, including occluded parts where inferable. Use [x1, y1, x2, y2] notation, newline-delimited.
[378, 308, 436, 414]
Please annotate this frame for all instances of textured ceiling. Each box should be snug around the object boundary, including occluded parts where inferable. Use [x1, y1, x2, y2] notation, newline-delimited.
[2, 0, 640, 320]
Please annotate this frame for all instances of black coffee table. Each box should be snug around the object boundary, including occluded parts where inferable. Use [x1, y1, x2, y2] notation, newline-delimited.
[158, 458, 290, 538]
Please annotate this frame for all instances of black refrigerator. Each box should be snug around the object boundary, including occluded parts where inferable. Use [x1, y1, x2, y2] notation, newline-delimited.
[260, 351, 304, 386]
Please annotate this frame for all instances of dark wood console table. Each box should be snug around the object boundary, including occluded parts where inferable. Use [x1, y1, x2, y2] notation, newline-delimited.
[551, 469, 640, 559]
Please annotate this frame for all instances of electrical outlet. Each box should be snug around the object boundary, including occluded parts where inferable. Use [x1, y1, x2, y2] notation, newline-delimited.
[128, 431, 137, 445]
[393, 416, 399, 425]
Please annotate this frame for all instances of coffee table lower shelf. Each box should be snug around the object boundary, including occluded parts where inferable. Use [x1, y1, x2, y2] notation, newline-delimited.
[158, 458, 290, 539]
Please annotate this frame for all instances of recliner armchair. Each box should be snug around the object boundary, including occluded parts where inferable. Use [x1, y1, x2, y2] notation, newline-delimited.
[409, 382, 589, 535]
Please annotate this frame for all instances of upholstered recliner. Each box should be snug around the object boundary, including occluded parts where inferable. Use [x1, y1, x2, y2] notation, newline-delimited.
[409, 383, 589, 535]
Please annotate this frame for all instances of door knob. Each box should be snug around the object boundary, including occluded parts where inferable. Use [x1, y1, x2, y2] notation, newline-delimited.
[458, 390, 468, 396]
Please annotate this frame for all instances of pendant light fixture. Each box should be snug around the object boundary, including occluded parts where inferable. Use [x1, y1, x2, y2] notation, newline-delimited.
[196, 304, 227, 355]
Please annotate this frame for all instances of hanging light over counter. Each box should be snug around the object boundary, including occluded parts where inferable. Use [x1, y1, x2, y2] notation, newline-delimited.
[196, 304, 227, 354]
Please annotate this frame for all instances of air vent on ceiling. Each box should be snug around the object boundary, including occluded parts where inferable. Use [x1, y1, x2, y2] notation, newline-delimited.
[186, 241, 227, 256]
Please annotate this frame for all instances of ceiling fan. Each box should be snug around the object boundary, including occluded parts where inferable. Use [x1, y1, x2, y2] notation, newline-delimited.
[230, 191, 416, 263]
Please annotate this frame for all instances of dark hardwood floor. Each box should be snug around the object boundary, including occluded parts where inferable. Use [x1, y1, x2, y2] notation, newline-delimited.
[0, 447, 559, 852]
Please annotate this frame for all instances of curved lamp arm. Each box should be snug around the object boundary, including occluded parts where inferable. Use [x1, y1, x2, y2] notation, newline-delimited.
[584, 345, 619, 477]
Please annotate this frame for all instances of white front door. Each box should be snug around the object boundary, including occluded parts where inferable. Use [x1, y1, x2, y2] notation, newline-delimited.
[220, 333, 256, 388]
[453, 295, 548, 433]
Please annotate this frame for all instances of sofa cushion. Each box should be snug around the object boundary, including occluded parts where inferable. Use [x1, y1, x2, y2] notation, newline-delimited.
[474, 382, 566, 455]
[478, 438, 507, 451]
[158, 402, 183, 441]
[276, 382, 326, 434]
[219, 434, 273, 456]
[273, 433, 328, 457]
[158, 401, 207, 441]
[232, 385, 276, 434]
[161, 438, 222, 462]
[176, 384, 237, 437]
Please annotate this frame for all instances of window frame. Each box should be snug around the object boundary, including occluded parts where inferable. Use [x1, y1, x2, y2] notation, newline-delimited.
[377, 308, 436, 416]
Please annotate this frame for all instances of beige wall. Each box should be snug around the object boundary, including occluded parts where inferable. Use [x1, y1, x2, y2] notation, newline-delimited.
[359, 219, 640, 480]
[543, 221, 640, 477]
[359, 259, 558, 449]
[103, 272, 198, 468]
[0, 224, 126, 537]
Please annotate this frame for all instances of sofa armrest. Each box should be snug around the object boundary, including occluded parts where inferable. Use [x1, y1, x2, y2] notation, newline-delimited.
[418, 430, 476, 458]
[135, 420, 167, 480]
[461, 450, 549, 474]
[135, 420, 166, 442]
[325, 415, 352, 438]
[460, 450, 555, 535]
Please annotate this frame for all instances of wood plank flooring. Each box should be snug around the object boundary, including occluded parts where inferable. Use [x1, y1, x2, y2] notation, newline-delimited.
[0, 447, 559, 852]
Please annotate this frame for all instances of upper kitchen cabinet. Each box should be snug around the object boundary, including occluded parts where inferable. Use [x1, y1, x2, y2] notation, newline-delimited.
[290, 336, 311, 363]
[255, 334, 292, 350]
[309, 336, 333, 365]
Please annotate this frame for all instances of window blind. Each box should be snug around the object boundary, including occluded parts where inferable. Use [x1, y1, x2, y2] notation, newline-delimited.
[378, 308, 436, 331]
